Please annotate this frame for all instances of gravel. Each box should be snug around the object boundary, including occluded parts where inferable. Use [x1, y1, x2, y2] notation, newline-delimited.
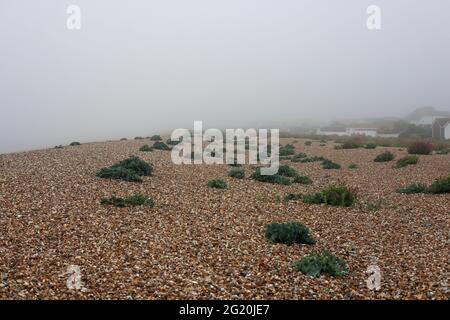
[0, 138, 448, 299]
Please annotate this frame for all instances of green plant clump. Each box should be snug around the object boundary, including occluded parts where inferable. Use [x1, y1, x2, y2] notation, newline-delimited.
[284, 193, 303, 202]
[150, 135, 162, 141]
[365, 142, 377, 149]
[303, 185, 355, 207]
[96, 156, 153, 182]
[207, 179, 228, 189]
[152, 141, 171, 150]
[278, 165, 298, 177]
[69, 142, 81, 146]
[139, 144, 153, 152]
[374, 151, 395, 162]
[298, 156, 325, 163]
[279, 144, 296, 156]
[396, 183, 428, 194]
[429, 175, 450, 194]
[293, 251, 348, 277]
[166, 138, 181, 145]
[228, 168, 245, 179]
[348, 163, 358, 169]
[321, 185, 355, 206]
[341, 141, 361, 149]
[291, 153, 308, 162]
[321, 159, 341, 169]
[395, 155, 418, 168]
[251, 167, 291, 185]
[265, 221, 315, 245]
[292, 175, 312, 184]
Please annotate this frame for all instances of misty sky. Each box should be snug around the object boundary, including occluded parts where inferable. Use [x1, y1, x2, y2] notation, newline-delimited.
[1, 0, 449, 153]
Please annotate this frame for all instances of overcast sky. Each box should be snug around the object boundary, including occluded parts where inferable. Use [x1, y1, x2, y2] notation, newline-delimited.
[0, 0, 449, 153]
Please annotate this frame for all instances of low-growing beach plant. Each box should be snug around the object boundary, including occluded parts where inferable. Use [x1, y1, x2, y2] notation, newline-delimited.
[265, 221, 315, 245]
[251, 167, 291, 185]
[293, 251, 348, 277]
[292, 175, 312, 185]
[366, 200, 383, 212]
[291, 152, 307, 162]
[278, 165, 298, 177]
[322, 185, 355, 206]
[139, 144, 153, 152]
[407, 141, 433, 155]
[341, 141, 361, 149]
[166, 138, 181, 145]
[396, 183, 428, 194]
[152, 141, 171, 150]
[348, 163, 358, 169]
[115, 156, 153, 176]
[302, 192, 325, 204]
[374, 151, 395, 162]
[321, 159, 341, 169]
[69, 141, 81, 146]
[54, 145, 64, 149]
[228, 168, 245, 179]
[433, 143, 449, 154]
[150, 135, 162, 141]
[395, 155, 418, 168]
[96, 166, 142, 182]
[279, 144, 295, 156]
[303, 185, 355, 207]
[96, 156, 153, 182]
[429, 175, 450, 194]
[284, 193, 303, 202]
[365, 142, 377, 149]
[207, 179, 228, 189]
[298, 156, 325, 163]
[101, 194, 155, 207]
[134, 136, 144, 140]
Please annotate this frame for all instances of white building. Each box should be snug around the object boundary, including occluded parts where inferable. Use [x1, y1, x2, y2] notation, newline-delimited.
[316, 127, 348, 136]
[346, 128, 378, 137]
[432, 118, 450, 140]
[410, 115, 440, 126]
[317, 127, 379, 137]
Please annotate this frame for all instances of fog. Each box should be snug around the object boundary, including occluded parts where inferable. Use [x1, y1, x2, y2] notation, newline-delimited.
[1, 0, 449, 153]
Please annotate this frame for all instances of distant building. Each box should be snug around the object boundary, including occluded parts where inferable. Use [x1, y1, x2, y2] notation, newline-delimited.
[347, 128, 378, 137]
[432, 118, 450, 140]
[317, 127, 378, 137]
[410, 115, 440, 126]
[406, 107, 450, 126]
[316, 127, 348, 136]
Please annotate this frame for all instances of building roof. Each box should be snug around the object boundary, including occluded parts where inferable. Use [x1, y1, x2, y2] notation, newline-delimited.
[406, 107, 450, 121]
[433, 118, 450, 127]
